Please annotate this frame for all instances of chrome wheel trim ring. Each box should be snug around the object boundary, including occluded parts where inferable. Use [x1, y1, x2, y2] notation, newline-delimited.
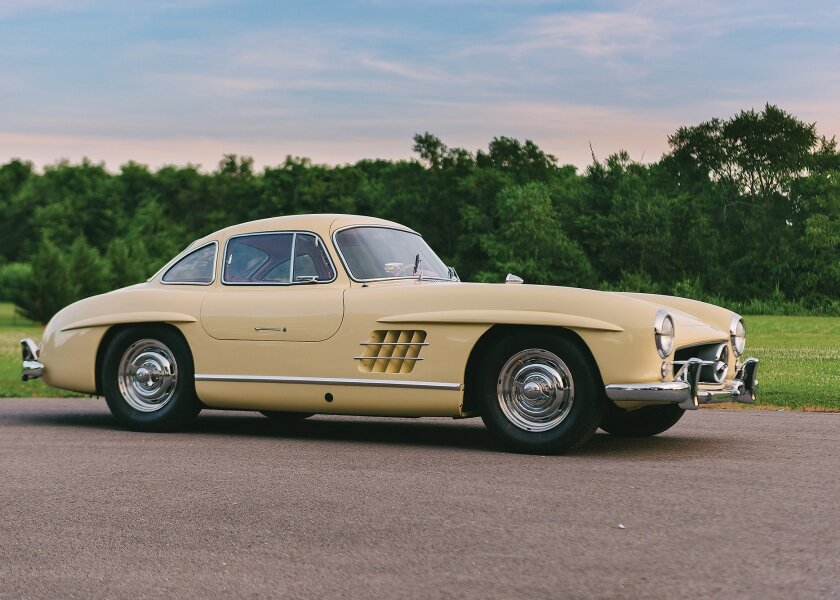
[117, 339, 178, 413]
[497, 348, 575, 432]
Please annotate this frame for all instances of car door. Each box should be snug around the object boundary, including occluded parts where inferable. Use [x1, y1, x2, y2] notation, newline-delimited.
[200, 231, 347, 342]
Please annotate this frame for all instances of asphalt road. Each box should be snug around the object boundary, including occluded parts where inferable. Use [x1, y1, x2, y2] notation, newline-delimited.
[1, 398, 838, 600]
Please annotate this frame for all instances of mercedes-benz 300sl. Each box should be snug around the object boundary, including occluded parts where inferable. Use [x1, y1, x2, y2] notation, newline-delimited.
[21, 214, 758, 453]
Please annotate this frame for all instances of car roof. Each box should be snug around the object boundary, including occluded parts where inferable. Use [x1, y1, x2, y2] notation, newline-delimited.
[192, 213, 417, 246]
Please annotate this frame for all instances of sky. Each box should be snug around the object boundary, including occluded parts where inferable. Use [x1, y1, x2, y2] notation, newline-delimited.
[1, 0, 839, 171]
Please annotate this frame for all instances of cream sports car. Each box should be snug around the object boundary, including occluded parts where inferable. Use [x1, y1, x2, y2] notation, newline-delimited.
[21, 214, 759, 453]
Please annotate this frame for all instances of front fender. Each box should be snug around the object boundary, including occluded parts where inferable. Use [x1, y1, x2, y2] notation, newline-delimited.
[377, 310, 623, 332]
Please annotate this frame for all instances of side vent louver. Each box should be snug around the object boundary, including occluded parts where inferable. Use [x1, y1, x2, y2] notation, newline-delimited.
[355, 330, 428, 373]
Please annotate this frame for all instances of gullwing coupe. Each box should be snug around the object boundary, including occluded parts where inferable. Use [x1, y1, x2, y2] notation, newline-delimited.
[21, 214, 759, 453]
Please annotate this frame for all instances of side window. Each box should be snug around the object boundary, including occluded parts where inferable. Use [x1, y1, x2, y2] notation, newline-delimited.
[293, 233, 336, 282]
[162, 243, 216, 284]
[226, 243, 268, 280]
[224, 233, 294, 284]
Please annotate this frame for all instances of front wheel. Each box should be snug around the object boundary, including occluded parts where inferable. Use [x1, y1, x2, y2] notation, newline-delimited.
[102, 326, 201, 431]
[599, 403, 685, 437]
[478, 332, 606, 454]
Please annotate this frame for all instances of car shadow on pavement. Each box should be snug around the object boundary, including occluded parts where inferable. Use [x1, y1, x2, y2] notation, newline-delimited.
[580, 431, 747, 458]
[10, 406, 743, 457]
[194, 412, 498, 451]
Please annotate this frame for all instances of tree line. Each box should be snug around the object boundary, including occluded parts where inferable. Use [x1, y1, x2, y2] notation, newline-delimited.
[1, 104, 838, 323]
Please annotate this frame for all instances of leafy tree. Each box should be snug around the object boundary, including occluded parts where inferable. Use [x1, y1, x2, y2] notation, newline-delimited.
[10, 237, 108, 323]
[106, 238, 154, 289]
[412, 133, 449, 169]
[478, 182, 595, 286]
[668, 104, 824, 199]
[666, 104, 840, 300]
[794, 171, 840, 300]
[477, 137, 559, 184]
[27, 160, 118, 252]
[9, 239, 73, 323]
[0, 263, 32, 302]
[573, 152, 677, 289]
[0, 160, 36, 263]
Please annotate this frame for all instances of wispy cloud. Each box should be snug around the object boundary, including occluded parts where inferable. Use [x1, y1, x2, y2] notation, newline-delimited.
[523, 11, 662, 59]
[467, 0, 836, 66]
[172, 75, 280, 96]
[358, 57, 447, 82]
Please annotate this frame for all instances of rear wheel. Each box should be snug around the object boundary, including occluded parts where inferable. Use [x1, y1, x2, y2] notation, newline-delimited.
[599, 403, 685, 437]
[478, 332, 606, 454]
[102, 326, 201, 431]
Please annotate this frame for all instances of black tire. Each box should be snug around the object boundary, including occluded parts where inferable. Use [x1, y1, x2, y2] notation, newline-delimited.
[599, 403, 685, 437]
[102, 326, 201, 432]
[259, 411, 314, 421]
[478, 331, 606, 454]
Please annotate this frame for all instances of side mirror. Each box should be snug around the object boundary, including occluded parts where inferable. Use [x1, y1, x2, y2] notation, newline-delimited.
[505, 273, 524, 284]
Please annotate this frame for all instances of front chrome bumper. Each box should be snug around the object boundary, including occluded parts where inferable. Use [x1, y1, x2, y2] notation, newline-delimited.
[605, 357, 759, 411]
[21, 338, 44, 381]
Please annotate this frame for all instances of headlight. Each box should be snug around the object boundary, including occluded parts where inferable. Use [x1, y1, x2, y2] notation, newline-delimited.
[730, 315, 746, 357]
[654, 310, 675, 358]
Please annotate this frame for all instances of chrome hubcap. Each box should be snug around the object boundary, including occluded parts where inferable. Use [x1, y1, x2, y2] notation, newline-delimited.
[497, 348, 574, 432]
[118, 339, 178, 412]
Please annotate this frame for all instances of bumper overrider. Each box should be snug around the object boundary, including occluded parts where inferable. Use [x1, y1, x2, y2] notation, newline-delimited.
[605, 357, 759, 411]
[21, 338, 44, 381]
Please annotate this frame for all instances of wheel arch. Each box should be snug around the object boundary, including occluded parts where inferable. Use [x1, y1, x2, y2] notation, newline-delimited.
[462, 324, 605, 415]
[95, 322, 193, 396]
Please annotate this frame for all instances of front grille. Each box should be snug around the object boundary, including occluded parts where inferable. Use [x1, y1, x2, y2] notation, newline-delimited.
[673, 342, 729, 384]
[355, 330, 428, 374]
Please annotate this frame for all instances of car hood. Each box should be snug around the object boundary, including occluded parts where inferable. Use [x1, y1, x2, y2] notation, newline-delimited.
[354, 280, 731, 347]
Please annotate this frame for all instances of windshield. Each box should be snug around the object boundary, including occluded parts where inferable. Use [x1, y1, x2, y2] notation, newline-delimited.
[335, 227, 451, 281]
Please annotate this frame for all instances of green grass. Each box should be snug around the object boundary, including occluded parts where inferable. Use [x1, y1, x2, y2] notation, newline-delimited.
[0, 301, 36, 328]
[0, 303, 838, 410]
[746, 315, 840, 410]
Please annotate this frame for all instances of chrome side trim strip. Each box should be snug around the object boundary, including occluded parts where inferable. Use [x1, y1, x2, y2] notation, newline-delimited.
[353, 356, 423, 361]
[359, 342, 430, 347]
[194, 374, 462, 391]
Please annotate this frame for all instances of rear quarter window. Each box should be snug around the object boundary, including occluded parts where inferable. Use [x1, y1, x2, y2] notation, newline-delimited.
[162, 243, 217, 284]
